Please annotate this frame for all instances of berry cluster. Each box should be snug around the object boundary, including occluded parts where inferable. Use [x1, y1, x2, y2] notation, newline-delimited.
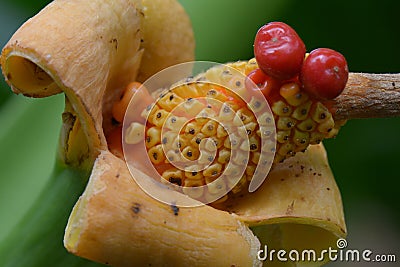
[252, 22, 348, 100]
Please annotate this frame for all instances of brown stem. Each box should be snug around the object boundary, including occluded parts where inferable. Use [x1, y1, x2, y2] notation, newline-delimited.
[328, 72, 400, 120]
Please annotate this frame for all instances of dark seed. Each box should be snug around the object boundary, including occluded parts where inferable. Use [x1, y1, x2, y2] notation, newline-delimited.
[196, 138, 201, 144]
[250, 144, 257, 150]
[169, 177, 182, 186]
[171, 117, 177, 123]
[153, 152, 158, 160]
[131, 203, 141, 214]
[235, 81, 241, 87]
[208, 90, 216, 96]
[189, 128, 195, 135]
[156, 112, 162, 119]
[171, 204, 179, 216]
[162, 137, 168, 144]
[247, 129, 252, 135]
[320, 113, 326, 120]
[191, 171, 198, 176]
[187, 151, 193, 157]
[301, 109, 307, 115]
[283, 107, 289, 113]
[169, 94, 174, 101]
[146, 136, 151, 143]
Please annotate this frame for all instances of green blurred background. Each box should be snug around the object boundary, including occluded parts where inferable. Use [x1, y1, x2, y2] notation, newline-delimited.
[0, 0, 399, 266]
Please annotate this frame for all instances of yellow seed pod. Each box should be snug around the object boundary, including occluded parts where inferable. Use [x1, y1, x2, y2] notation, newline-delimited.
[148, 144, 166, 164]
[182, 145, 200, 160]
[190, 133, 206, 147]
[205, 178, 226, 195]
[231, 175, 247, 194]
[293, 130, 310, 147]
[161, 168, 184, 186]
[206, 87, 228, 102]
[177, 98, 206, 117]
[150, 109, 170, 128]
[232, 149, 249, 165]
[312, 102, 331, 123]
[172, 135, 190, 151]
[172, 83, 201, 99]
[157, 92, 184, 112]
[277, 130, 291, 143]
[245, 58, 258, 75]
[184, 121, 202, 136]
[236, 108, 256, 125]
[146, 127, 161, 148]
[201, 120, 218, 137]
[297, 118, 317, 132]
[217, 148, 231, 164]
[141, 104, 159, 122]
[196, 108, 217, 124]
[258, 111, 274, 126]
[317, 116, 335, 133]
[164, 115, 187, 132]
[292, 101, 312, 121]
[248, 135, 260, 152]
[184, 169, 204, 180]
[198, 150, 215, 165]
[276, 116, 297, 131]
[218, 103, 236, 122]
[277, 142, 295, 157]
[310, 132, 326, 144]
[247, 96, 266, 113]
[165, 150, 180, 163]
[272, 100, 293, 116]
[216, 124, 228, 138]
[203, 163, 223, 177]
[125, 122, 145, 145]
[160, 131, 177, 148]
[244, 122, 258, 135]
[251, 151, 260, 165]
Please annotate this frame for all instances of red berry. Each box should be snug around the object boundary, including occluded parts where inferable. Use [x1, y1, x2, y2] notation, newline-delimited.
[246, 68, 281, 98]
[254, 22, 306, 80]
[300, 48, 349, 100]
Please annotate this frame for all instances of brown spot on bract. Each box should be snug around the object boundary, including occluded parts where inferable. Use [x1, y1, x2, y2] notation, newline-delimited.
[171, 204, 179, 216]
[131, 203, 141, 214]
[326, 187, 331, 191]
[110, 38, 118, 50]
[286, 200, 295, 215]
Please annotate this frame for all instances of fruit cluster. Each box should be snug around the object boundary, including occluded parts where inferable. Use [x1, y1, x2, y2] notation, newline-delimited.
[253, 21, 348, 100]
[111, 21, 349, 202]
[249, 21, 348, 162]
